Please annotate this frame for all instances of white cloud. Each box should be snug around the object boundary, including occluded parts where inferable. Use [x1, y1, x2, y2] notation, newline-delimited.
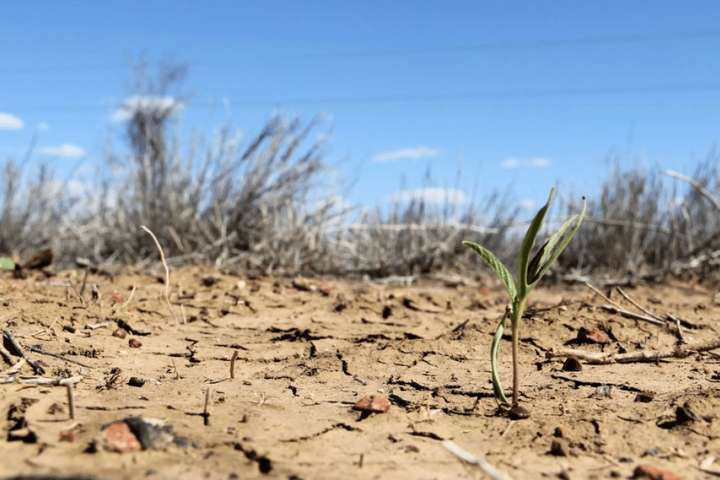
[0, 113, 23, 130]
[388, 187, 468, 206]
[372, 146, 439, 163]
[501, 157, 551, 169]
[38, 144, 86, 158]
[112, 95, 184, 122]
[518, 198, 536, 210]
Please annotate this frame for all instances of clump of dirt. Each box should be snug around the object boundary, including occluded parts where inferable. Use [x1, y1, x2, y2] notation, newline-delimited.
[0, 267, 717, 479]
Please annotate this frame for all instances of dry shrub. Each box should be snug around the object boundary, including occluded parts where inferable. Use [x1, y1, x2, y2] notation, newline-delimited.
[2, 62, 720, 280]
[333, 190, 519, 277]
[558, 155, 720, 277]
[0, 158, 79, 259]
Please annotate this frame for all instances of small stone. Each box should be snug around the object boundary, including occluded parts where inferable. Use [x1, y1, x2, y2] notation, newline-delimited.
[576, 327, 610, 345]
[642, 447, 661, 457]
[8, 427, 37, 443]
[59, 430, 78, 442]
[675, 403, 698, 423]
[128, 338, 142, 348]
[128, 377, 145, 388]
[291, 277, 316, 292]
[99, 421, 142, 453]
[353, 394, 390, 414]
[508, 405, 531, 420]
[635, 392, 655, 403]
[632, 464, 681, 480]
[317, 282, 333, 296]
[112, 328, 127, 339]
[549, 439, 568, 456]
[47, 402, 65, 415]
[594, 385, 613, 398]
[562, 357, 582, 372]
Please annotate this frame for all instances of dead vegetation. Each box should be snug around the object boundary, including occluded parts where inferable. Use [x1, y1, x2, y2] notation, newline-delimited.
[2, 63, 720, 283]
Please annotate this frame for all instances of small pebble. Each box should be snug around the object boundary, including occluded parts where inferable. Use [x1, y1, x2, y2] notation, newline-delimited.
[562, 357, 582, 372]
[112, 328, 127, 339]
[508, 405, 530, 420]
[128, 377, 145, 388]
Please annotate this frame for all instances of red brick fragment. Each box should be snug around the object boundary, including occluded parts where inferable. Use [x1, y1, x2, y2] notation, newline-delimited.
[99, 421, 142, 453]
[632, 464, 682, 480]
[353, 394, 390, 414]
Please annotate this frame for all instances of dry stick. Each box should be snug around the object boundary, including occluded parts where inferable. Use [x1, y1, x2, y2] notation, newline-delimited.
[202, 387, 211, 426]
[1, 358, 25, 375]
[664, 169, 720, 212]
[27, 346, 94, 369]
[442, 440, 513, 480]
[0, 375, 83, 385]
[119, 285, 137, 312]
[585, 281, 665, 326]
[230, 350, 239, 379]
[2, 330, 45, 374]
[141, 225, 178, 324]
[0, 344, 14, 367]
[547, 338, 720, 364]
[598, 304, 666, 327]
[614, 287, 696, 332]
[615, 287, 664, 322]
[66, 383, 76, 420]
[584, 282, 623, 309]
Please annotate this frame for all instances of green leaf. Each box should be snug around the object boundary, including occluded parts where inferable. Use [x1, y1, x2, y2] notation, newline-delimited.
[490, 317, 510, 405]
[529, 197, 587, 286]
[0, 257, 15, 271]
[462, 240, 516, 299]
[518, 188, 555, 289]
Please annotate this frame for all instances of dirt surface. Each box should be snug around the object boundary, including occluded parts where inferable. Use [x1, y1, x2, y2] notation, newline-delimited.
[0, 267, 719, 479]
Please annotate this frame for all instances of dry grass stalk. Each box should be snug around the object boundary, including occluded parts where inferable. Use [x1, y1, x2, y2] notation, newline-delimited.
[141, 225, 178, 324]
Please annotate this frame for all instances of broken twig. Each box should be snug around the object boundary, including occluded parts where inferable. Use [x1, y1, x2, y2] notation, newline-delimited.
[547, 338, 720, 364]
[442, 440, 513, 480]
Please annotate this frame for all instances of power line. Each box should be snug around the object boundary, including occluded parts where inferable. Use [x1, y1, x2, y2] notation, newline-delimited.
[2, 29, 719, 74]
[4, 82, 720, 114]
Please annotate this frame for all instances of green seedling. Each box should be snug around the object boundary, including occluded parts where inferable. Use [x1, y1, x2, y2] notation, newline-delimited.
[463, 188, 585, 412]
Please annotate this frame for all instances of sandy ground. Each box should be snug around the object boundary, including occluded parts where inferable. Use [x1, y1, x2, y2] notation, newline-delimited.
[0, 267, 718, 480]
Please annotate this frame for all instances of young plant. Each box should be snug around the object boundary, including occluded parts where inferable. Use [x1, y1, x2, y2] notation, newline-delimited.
[463, 188, 585, 413]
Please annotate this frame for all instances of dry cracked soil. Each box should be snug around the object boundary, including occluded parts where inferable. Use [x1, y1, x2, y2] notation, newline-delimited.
[0, 267, 719, 479]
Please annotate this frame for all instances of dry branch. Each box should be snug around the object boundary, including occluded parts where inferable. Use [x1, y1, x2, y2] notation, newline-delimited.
[664, 169, 720, 212]
[598, 304, 666, 326]
[0, 374, 83, 385]
[442, 440, 513, 480]
[547, 338, 720, 364]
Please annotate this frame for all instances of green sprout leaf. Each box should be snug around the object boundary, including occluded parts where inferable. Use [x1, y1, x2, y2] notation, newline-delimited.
[529, 199, 587, 286]
[519, 188, 555, 288]
[0, 257, 15, 271]
[490, 316, 510, 404]
[464, 187, 584, 408]
[462, 240, 516, 298]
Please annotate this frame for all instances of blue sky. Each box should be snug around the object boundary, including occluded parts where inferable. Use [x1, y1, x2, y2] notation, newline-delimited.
[2, 1, 720, 211]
